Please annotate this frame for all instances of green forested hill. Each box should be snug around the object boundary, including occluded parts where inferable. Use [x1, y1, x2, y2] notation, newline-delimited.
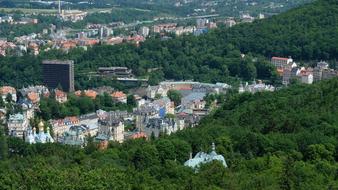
[0, 79, 337, 189]
[221, 0, 338, 60]
[1, 0, 337, 89]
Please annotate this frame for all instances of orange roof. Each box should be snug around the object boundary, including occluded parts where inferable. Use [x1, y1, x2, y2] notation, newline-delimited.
[0, 86, 16, 95]
[98, 140, 109, 150]
[43, 91, 50, 97]
[84, 90, 97, 99]
[62, 41, 77, 49]
[111, 91, 126, 98]
[85, 39, 99, 46]
[27, 92, 39, 103]
[272, 57, 289, 61]
[277, 68, 284, 76]
[67, 116, 79, 123]
[74, 90, 82, 96]
[130, 132, 147, 139]
[29, 43, 39, 48]
[55, 89, 67, 98]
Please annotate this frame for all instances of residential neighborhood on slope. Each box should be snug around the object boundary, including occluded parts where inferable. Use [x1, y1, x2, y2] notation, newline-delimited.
[0, 76, 230, 148]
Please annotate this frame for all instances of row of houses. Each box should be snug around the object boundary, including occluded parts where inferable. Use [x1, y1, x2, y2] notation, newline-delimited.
[271, 57, 338, 85]
[239, 80, 275, 94]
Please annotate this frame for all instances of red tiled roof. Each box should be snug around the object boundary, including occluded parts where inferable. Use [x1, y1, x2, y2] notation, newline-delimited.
[74, 90, 82, 96]
[130, 132, 147, 139]
[0, 86, 16, 95]
[271, 57, 289, 61]
[84, 90, 97, 99]
[27, 92, 39, 103]
[111, 91, 126, 98]
[55, 89, 67, 98]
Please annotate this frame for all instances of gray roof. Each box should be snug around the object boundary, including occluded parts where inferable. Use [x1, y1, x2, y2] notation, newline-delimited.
[184, 143, 227, 169]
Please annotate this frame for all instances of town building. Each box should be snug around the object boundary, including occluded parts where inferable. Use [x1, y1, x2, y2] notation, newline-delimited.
[111, 91, 127, 103]
[143, 117, 185, 137]
[174, 26, 196, 36]
[51, 116, 80, 138]
[78, 112, 100, 136]
[181, 92, 206, 109]
[0, 86, 17, 103]
[42, 60, 75, 92]
[225, 18, 236, 28]
[313, 61, 332, 82]
[98, 26, 112, 39]
[153, 23, 177, 33]
[240, 14, 255, 23]
[196, 18, 209, 28]
[125, 131, 147, 140]
[239, 80, 275, 93]
[184, 143, 227, 169]
[0, 109, 6, 120]
[0, 40, 16, 56]
[18, 99, 35, 120]
[300, 70, 314, 84]
[62, 125, 89, 147]
[7, 113, 29, 138]
[152, 97, 175, 117]
[92, 86, 115, 95]
[322, 69, 338, 80]
[55, 89, 68, 103]
[271, 56, 294, 70]
[138, 26, 150, 37]
[60, 10, 87, 22]
[84, 90, 97, 99]
[98, 67, 133, 78]
[96, 113, 124, 143]
[0, 16, 14, 24]
[25, 121, 54, 144]
[258, 13, 265, 19]
[27, 91, 40, 104]
[20, 85, 50, 98]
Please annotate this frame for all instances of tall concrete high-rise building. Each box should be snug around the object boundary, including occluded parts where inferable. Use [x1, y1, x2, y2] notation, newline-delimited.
[42, 60, 74, 92]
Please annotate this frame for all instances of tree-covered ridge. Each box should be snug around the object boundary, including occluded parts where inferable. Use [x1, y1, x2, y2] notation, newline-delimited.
[0, 35, 276, 89]
[2, 0, 338, 89]
[214, 78, 338, 135]
[221, 0, 338, 61]
[0, 79, 337, 189]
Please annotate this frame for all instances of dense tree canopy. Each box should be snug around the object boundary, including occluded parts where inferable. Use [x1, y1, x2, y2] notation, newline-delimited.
[4, 1, 338, 89]
[0, 78, 337, 189]
[0, 1, 337, 188]
[220, 0, 338, 61]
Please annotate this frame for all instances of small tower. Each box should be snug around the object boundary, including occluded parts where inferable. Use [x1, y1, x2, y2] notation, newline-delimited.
[32, 126, 36, 135]
[58, 0, 61, 15]
[38, 120, 44, 133]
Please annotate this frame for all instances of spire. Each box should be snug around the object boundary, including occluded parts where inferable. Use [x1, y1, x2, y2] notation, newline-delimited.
[58, 0, 61, 15]
[38, 120, 44, 133]
[32, 126, 36, 134]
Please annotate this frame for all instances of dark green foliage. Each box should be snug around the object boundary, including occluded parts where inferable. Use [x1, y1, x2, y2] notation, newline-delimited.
[0, 2, 337, 188]
[222, 0, 338, 60]
[167, 90, 182, 106]
[0, 126, 8, 160]
[0, 78, 337, 189]
[3, 1, 335, 89]
[0, 26, 276, 89]
[38, 93, 134, 120]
